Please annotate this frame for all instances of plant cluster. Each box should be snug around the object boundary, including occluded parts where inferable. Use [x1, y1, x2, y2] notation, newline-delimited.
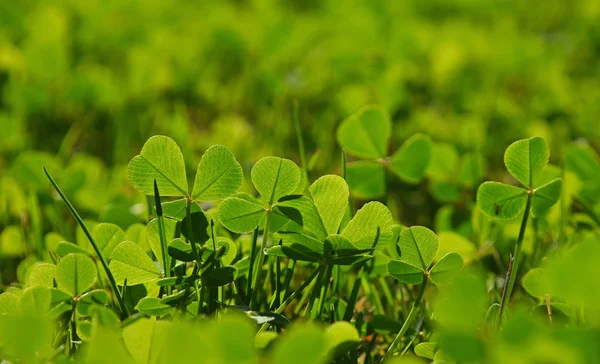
[1, 105, 600, 363]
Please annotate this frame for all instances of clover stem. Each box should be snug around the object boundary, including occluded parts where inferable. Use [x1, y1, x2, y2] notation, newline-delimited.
[155, 182, 171, 295]
[245, 227, 259, 306]
[258, 264, 324, 333]
[251, 210, 271, 310]
[500, 191, 533, 328]
[381, 275, 428, 362]
[43, 167, 129, 318]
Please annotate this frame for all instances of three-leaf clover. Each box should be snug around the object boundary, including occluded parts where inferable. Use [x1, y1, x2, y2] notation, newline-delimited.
[477, 136, 562, 219]
[337, 106, 432, 199]
[267, 175, 395, 265]
[387, 226, 464, 286]
[218, 156, 301, 234]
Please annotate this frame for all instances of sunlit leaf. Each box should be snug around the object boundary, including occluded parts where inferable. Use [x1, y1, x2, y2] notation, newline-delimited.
[429, 252, 464, 286]
[309, 175, 349, 236]
[337, 106, 390, 159]
[342, 202, 393, 251]
[109, 241, 162, 286]
[388, 260, 424, 284]
[389, 133, 432, 184]
[219, 197, 266, 233]
[396, 226, 438, 270]
[192, 145, 243, 201]
[504, 136, 549, 187]
[92, 223, 125, 259]
[55, 253, 97, 296]
[532, 178, 562, 217]
[251, 156, 301, 205]
[127, 135, 188, 196]
[477, 182, 527, 219]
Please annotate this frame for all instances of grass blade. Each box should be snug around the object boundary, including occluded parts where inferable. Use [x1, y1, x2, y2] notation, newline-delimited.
[43, 166, 129, 318]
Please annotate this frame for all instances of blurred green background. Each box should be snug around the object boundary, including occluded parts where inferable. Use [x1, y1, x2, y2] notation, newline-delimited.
[2, 0, 600, 166]
[1, 0, 600, 260]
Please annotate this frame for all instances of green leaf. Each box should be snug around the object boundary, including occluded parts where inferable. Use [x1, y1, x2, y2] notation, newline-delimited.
[387, 260, 424, 284]
[267, 245, 321, 262]
[136, 297, 175, 316]
[371, 314, 402, 334]
[0, 226, 26, 257]
[109, 241, 162, 286]
[77, 289, 110, 316]
[201, 266, 237, 287]
[389, 133, 432, 183]
[415, 342, 438, 359]
[180, 210, 210, 245]
[396, 226, 439, 270]
[346, 161, 386, 199]
[56, 253, 97, 296]
[251, 156, 301, 205]
[504, 136, 549, 187]
[532, 178, 562, 217]
[0, 292, 19, 315]
[429, 252, 464, 286]
[159, 199, 202, 220]
[477, 182, 527, 219]
[522, 268, 550, 299]
[26, 263, 56, 289]
[436, 232, 476, 264]
[167, 238, 195, 262]
[459, 152, 486, 186]
[56, 241, 90, 257]
[123, 317, 156, 364]
[325, 321, 360, 359]
[147, 218, 177, 265]
[18, 287, 71, 317]
[342, 202, 393, 251]
[92, 223, 125, 259]
[337, 106, 390, 159]
[566, 142, 600, 182]
[274, 195, 327, 239]
[127, 135, 188, 196]
[272, 324, 326, 364]
[309, 175, 349, 236]
[219, 197, 266, 233]
[192, 145, 243, 201]
[427, 142, 459, 181]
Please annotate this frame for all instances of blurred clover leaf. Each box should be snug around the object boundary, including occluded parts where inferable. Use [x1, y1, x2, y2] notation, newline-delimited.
[337, 106, 432, 199]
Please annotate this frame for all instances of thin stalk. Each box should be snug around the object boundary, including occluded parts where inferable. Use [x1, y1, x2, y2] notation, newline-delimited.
[293, 100, 308, 176]
[503, 192, 533, 315]
[318, 265, 333, 318]
[305, 265, 326, 317]
[251, 211, 271, 310]
[258, 265, 324, 333]
[381, 277, 428, 362]
[496, 254, 515, 331]
[281, 259, 296, 298]
[272, 240, 283, 310]
[184, 198, 202, 264]
[154, 181, 171, 295]
[44, 167, 128, 318]
[245, 227, 259, 306]
[544, 294, 553, 325]
[343, 275, 362, 321]
[379, 277, 397, 317]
